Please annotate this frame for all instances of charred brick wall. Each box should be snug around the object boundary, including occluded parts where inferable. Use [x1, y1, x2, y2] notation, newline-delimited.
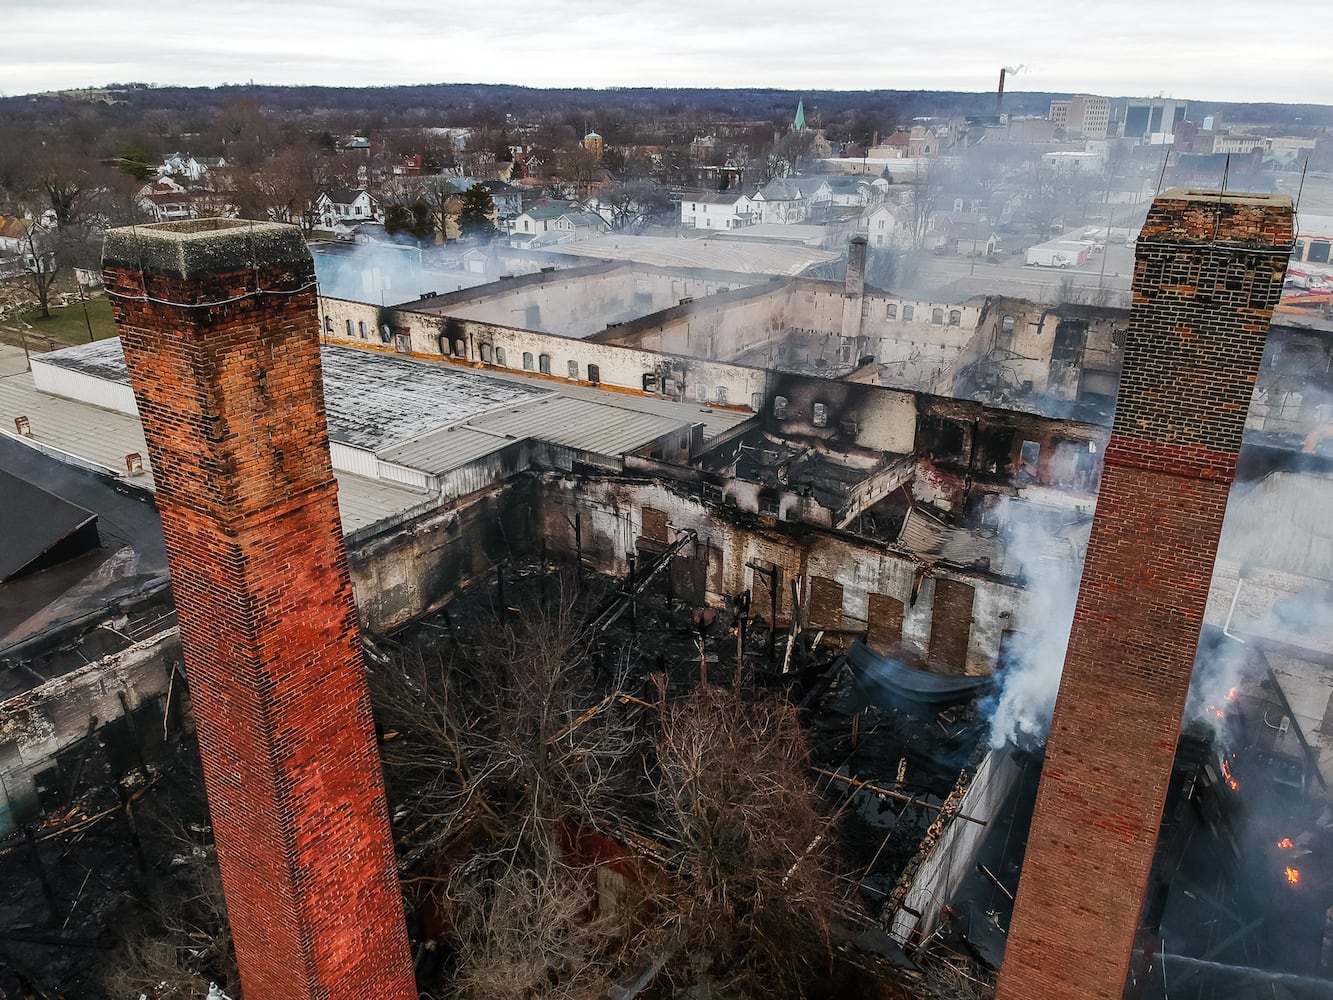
[997, 191, 1294, 999]
[101, 220, 416, 1000]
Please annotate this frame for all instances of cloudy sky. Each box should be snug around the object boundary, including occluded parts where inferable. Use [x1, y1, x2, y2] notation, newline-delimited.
[3, 0, 1328, 106]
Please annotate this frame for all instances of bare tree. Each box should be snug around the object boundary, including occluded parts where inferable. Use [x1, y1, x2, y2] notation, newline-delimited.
[16, 220, 60, 319]
[649, 684, 841, 999]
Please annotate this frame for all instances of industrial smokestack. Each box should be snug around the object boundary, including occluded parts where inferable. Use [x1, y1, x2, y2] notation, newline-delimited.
[997, 190, 1295, 1000]
[102, 219, 418, 1000]
[997, 68, 1006, 112]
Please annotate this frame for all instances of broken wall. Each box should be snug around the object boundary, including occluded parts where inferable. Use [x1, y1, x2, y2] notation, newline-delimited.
[538, 475, 1021, 675]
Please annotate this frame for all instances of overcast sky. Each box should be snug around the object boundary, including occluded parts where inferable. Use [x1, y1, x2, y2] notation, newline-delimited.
[3, 0, 1328, 107]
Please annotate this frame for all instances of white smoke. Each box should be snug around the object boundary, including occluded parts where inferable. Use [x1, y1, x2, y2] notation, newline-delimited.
[987, 498, 1089, 749]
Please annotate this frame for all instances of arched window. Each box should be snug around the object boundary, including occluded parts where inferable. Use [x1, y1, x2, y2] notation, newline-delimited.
[948, 309, 962, 326]
[1001, 314, 1016, 334]
[479, 343, 493, 363]
[931, 308, 944, 325]
[568, 360, 579, 378]
[903, 305, 915, 321]
[323, 316, 333, 333]
[886, 303, 898, 319]
[345, 319, 354, 337]
[715, 386, 728, 405]
[695, 383, 708, 402]
[538, 353, 551, 374]
[453, 339, 466, 356]
[523, 352, 534, 370]
[587, 363, 601, 384]
[495, 347, 506, 366]
[358, 321, 368, 339]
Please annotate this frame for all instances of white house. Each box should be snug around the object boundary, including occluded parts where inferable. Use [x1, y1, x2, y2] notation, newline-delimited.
[751, 179, 807, 225]
[137, 178, 196, 223]
[159, 153, 225, 183]
[679, 191, 756, 230]
[317, 188, 381, 229]
[863, 204, 910, 250]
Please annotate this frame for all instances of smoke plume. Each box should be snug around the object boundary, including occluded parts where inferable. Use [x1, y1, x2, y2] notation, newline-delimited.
[986, 498, 1090, 749]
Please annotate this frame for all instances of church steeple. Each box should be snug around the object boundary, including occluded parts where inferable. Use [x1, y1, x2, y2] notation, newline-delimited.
[794, 99, 806, 131]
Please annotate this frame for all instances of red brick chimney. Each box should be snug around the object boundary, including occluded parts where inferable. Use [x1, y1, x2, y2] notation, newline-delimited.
[102, 220, 416, 1000]
[997, 190, 1294, 1000]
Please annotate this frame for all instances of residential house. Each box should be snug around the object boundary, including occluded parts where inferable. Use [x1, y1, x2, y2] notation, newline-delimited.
[791, 178, 834, 219]
[924, 211, 996, 255]
[317, 188, 382, 229]
[480, 180, 524, 220]
[159, 153, 225, 183]
[862, 203, 909, 249]
[510, 199, 581, 238]
[752, 179, 807, 224]
[137, 178, 196, 222]
[342, 136, 371, 155]
[552, 209, 609, 242]
[867, 133, 911, 159]
[679, 191, 757, 231]
[824, 176, 879, 209]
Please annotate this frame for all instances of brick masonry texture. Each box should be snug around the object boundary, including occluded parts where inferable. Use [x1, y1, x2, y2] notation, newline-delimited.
[997, 191, 1293, 1000]
[102, 221, 416, 1000]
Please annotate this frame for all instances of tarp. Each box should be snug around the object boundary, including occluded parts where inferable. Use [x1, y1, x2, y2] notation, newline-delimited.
[842, 639, 993, 707]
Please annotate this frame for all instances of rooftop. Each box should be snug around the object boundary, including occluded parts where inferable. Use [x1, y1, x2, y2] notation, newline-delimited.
[538, 235, 839, 275]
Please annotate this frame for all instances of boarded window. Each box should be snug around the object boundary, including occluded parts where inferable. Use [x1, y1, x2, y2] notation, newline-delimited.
[887, 303, 898, 319]
[931, 308, 944, 325]
[695, 383, 708, 402]
[323, 316, 333, 332]
[495, 347, 506, 366]
[750, 562, 782, 626]
[357, 320, 367, 338]
[523, 351, 534, 371]
[568, 359, 579, 378]
[715, 386, 728, 404]
[807, 576, 844, 630]
[454, 339, 466, 356]
[1001, 314, 1016, 334]
[812, 402, 828, 428]
[866, 593, 905, 654]
[948, 309, 962, 325]
[929, 578, 975, 674]
[773, 395, 789, 418]
[640, 506, 668, 544]
[346, 319, 354, 337]
[479, 343, 493, 363]
[539, 354, 551, 374]
[751, 392, 762, 411]
[903, 305, 915, 321]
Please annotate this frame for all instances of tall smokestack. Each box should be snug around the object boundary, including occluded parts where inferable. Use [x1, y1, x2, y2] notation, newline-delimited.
[842, 235, 868, 341]
[996, 190, 1294, 1000]
[997, 68, 1006, 112]
[102, 220, 417, 1000]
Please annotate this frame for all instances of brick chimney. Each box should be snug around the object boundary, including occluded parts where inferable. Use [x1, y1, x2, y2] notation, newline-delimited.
[842, 234, 868, 341]
[997, 190, 1293, 1000]
[102, 220, 416, 1000]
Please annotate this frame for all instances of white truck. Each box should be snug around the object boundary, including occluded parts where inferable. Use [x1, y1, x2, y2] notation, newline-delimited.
[1025, 246, 1073, 268]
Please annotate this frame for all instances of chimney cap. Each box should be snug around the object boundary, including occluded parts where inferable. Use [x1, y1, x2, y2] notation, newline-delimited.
[102, 218, 310, 281]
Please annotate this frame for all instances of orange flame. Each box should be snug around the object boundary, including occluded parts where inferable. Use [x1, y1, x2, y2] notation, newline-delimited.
[1278, 838, 1295, 849]
[1286, 866, 1301, 886]
[1227, 686, 1238, 701]
[1221, 759, 1239, 791]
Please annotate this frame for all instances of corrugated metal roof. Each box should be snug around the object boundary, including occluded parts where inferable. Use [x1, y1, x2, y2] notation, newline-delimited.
[378, 425, 513, 473]
[467, 396, 689, 456]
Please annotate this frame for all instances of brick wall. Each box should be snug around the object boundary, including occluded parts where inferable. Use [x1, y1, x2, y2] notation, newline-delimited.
[997, 190, 1294, 1000]
[102, 220, 416, 1000]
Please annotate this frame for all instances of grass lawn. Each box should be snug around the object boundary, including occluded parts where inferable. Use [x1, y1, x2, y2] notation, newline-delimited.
[16, 296, 118, 349]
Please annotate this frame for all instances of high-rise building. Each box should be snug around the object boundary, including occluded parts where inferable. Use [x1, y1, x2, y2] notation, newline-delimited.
[1123, 97, 1189, 144]
[1048, 95, 1111, 139]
